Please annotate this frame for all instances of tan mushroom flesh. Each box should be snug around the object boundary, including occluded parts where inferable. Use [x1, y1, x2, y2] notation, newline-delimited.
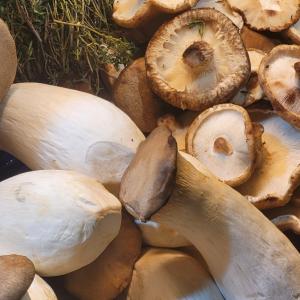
[259, 44, 300, 129]
[64, 212, 142, 300]
[152, 0, 198, 13]
[194, 0, 243, 30]
[227, 0, 300, 32]
[127, 248, 224, 300]
[284, 19, 300, 45]
[231, 49, 266, 107]
[186, 104, 263, 186]
[238, 110, 300, 209]
[0, 19, 17, 102]
[146, 8, 250, 111]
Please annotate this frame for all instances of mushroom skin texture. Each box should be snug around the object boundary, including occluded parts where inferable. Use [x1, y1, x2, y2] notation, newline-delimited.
[64, 212, 142, 300]
[0, 83, 144, 194]
[259, 45, 300, 129]
[193, 0, 244, 30]
[127, 248, 224, 300]
[0, 170, 121, 276]
[146, 8, 250, 111]
[113, 57, 167, 133]
[237, 110, 300, 209]
[186, 104, 263, 187]
[135, 220, 190, 248]
[227, 0, 300, 32]
[120, 126, 177, 221]
[145, 152, 300, 300]
[0, 19, 17, 102]
[0, 255, 35, 300]
[22, 275, 57, 300]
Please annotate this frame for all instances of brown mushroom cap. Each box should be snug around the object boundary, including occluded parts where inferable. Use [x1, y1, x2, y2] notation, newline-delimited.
[64, 212, 142, 300]
[113, 57, 167, 133]
[186, 104, 263, 186]
[146, 8, 250, 111]
[259, 44, 300, 129]
[227, 0, 300, 32]
[120, 126, 177, 221]
[0, 255, 35, 300]
[0, 19, 17, 101]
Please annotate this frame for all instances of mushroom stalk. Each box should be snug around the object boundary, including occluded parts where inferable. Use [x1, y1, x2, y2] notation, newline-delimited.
[152, 152, 300, 299]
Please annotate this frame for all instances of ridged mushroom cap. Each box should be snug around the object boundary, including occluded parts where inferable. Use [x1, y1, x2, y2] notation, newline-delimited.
[227, 0, 300, 32]
[146, 8, 250, 111]
[259, 44, 300, 129]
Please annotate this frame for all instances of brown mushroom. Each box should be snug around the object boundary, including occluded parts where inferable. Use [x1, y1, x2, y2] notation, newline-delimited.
[0, 19, 17, 101]
[0, 255, 35, 300]
[101, 63, 125, 92]
[284, 19, 300, 45]
[227, 0, 300, 32]
[120, 126, 177, 221]
[113, 57, 168, 133]
[186, 104, 263, 186]
[146, 8, 250, 111]
[259, 44, 300, 129]
[64, 212, 142, 300]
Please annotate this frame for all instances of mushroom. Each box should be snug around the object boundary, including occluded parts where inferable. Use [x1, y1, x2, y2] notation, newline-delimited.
[259, 44, 300, 129]
[241, 26, 277, 53]
[101, 63, 125, 91]
[0, 19, 17, 101]
[0, 170, 121, 276]
[284, 19, 300, 45]
[22, 275, 57, 300]
[193, 0, 244, 31]
[127, 248, 224, 300]
[237, 110, 300, 209]
[0, 83, 144, 194]
[231, 49, 267, 107]
[146, 8, 250, 111]
[64, 212, 142, 300]
[113, 57, 168, 133]
[135, 220, 190, 248]
[186, 104, 263, 187]
[0, 255, 35, 300]
[151, 0, 198, 13]
[226, 0, 300, 32]
[123, 151, 300, 299]
[120, 126, 177, 221]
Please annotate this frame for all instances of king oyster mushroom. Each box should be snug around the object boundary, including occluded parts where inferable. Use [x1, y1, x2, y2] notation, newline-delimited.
[0, 19, 17, 102]
[146, 8, 250, 111]
[237, 110, 300, 209]
[232, 49, 267, 107]
[226, 0, 300, 32]
[193, 0, 243, 31]
[127, 248, 224, 300]
[259, 44, 300, 129]
[186, 104, 263, 187]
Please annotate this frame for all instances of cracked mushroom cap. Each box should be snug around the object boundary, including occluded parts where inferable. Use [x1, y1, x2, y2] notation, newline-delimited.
[232, 48, 267, 106]
[284, 19, 300, 45]
[227, 0, 300, 32]
[259, 44, 300, 129]
[238, 110, 300, 209]
[146, 8, 250, 111]
[194, 0, 244, 30]
[0, 19, 17, 101]
[186, 104, 263, 186]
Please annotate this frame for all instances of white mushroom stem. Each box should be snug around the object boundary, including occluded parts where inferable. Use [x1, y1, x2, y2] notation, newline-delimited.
[151, 152, 300, 299]
[0, 170, 121, 276]
[0, 83, 144, 194]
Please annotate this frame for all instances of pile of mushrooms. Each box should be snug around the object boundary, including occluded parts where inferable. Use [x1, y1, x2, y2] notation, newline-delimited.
[1, 0, 300, 298]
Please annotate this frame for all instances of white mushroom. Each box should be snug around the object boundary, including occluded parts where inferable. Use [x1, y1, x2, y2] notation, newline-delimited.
[22, 275, 57, 300]
[0, 83, 144, 194]
[227, 0, 300, 32]
[124, 151, 300, 299]
[186, 104, 263, 186]
[238, 110, 300, 209]
[231, 49, 267, 107]
[127, 248, 224, 300]
[0, 170, 121, 276]
[193, 0, 244, 30]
